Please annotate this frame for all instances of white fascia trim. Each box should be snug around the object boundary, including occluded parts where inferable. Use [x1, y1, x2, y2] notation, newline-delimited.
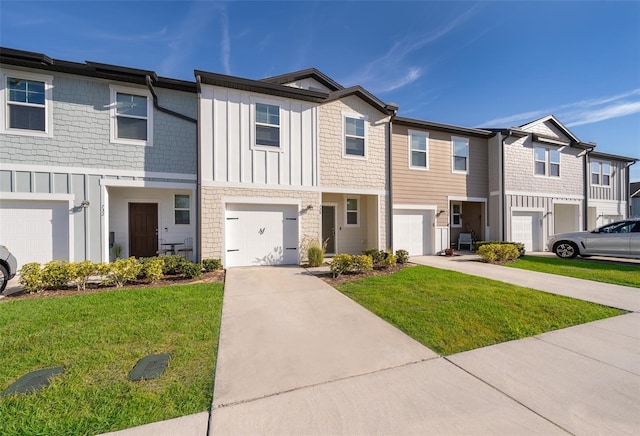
[510, 207, 545, 213]
[505, 191, 583, 200]
[222, 196, 302, 207]
[552, 199, 582, 205]
[0, 162, 196, 181]
[100, 179, 196, 190]
[447, 195, 487, 202]
[589, 199, 628, 206]
[203, 180, 386, 196]
[0, 192, 74, 201]
[393, 204, 437, 211]
[490, 191, 501, 196]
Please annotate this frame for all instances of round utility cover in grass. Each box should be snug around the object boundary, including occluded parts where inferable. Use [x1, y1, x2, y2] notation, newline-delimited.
[128, 353, 171, 381]
[1, 366, 65, 396]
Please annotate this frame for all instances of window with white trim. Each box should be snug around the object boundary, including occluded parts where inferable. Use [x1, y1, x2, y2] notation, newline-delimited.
[1, 70, 53, 136]
[451, 202, 462, 227]
[255, 102, 280, 147]
[452, 137, 469, 173]
[345, 197, 359, 227]
[344, 115, 366, 157]
[174, 194, 190, 225]
[110, 85, 152, 146]
[409, 131, 429, 169]
[591, 161, 611, 186]
[534, 146, 560, 177]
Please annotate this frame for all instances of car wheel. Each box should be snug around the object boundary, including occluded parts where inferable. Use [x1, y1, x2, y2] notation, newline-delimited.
[0, 264, 8, 293]
[554, 242, 579, 259]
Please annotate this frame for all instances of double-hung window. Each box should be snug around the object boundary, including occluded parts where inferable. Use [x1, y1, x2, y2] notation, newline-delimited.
[452, 137, 469, 173]
[451, 202, 462, 227]
[345, 197, 360, 227]
[344, 115, 366, 157]
[174, 194, 191, 225]
[2, 70, 52, 136]
[591, 161, 611, 186]
[255, 103, 280, 147]
[110, 86, 152, 146]
[409, 131, 428, 169]
[534, 146, 560, 177]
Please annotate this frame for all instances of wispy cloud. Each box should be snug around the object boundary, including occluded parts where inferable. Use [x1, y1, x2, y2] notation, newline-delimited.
[220, 10, 231, 74]
[93, 27, 169, 43]
[342, 4, 480, 94]
[480, 89, 640, 128]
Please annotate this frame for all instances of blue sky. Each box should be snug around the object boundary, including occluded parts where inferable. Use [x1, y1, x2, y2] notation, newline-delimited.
[2, 0, 639, 180]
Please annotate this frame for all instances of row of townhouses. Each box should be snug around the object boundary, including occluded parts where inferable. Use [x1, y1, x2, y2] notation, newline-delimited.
[1, 47, 637, 268]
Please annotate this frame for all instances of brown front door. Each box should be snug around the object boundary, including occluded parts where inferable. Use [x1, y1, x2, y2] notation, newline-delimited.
[129, 203, 158, 258]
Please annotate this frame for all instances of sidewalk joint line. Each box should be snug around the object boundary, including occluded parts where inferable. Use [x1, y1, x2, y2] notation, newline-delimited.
[443, 357, 573, 435]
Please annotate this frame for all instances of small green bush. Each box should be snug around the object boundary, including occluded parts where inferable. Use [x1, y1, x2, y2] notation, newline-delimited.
[138, 257, 164, 281]
[395, 249, 409, 264]
[161, 255, 189, 275]
[362, 248, 385, 264]
[475, 241, 525, 257]
[202, 258, 223, 272]
[351, 255, 374, 273]
[330, 254, 353, 277]
[307, 241, 324, 267]
[180, 261, 202, 279]
[41, 260, 71, 289]
[380, 252, 397, 268]
[105, 257, 143, 287]
[477, 244, 520, 264]
[68, 260, 98, 291]
[18, 262, 44, 293]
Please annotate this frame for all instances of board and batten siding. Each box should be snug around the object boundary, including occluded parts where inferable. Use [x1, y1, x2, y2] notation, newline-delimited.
[199, 85, 318, 187]
[391, 124, 489, 228]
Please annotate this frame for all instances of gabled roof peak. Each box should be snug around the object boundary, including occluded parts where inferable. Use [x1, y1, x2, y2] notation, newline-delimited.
[518, 114, 580, 143]
[261, 68, 344, 91]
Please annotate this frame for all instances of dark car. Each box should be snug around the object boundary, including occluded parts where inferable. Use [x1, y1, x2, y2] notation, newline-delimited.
[0, 245, 18, 293]
[547, 219, 640, 259]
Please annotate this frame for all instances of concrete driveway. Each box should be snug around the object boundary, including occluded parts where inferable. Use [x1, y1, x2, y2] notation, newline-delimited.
[207, 265, 640, 435]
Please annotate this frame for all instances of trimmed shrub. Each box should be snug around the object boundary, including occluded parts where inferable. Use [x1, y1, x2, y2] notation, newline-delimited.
[307, 241, 324, 267]
[362, 248, 385, 264]
[180, 261, 203, 279]
[41, 260, 71, 289]
[380, 252, 397, 268]
[104, 257, 143, 288]
[330, 254, 353, 278]
[161, 255, 189, 275]
[18, 262, 45, 293]
[477, 244, 520, 264]
[138, 257, 164, 281]
[475, 240, 525, 257]
[395, 249, 410, 265]
[351, 255, 374, 273]
[68, 260, 98, 291]
[202, 258, 223, 272]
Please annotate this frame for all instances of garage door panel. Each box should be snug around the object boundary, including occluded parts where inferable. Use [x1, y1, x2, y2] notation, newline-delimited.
[512, 211, 541, 252]
[225, 204, 299, 267]
[0, 200, 69, 268]
[393, 210, 433, 256]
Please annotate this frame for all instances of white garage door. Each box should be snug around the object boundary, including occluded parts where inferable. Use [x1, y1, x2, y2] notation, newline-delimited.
[393, 210, 433, 256]
[0, 200, 70, 268]
[512, 211, 541, 252]
[225, 204, 299, 267]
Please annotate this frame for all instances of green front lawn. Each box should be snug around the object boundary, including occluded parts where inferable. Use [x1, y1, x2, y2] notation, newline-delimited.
[0, 283, 224, 435]
[337, 266, 624, 355]
[506, 256, 640, 288]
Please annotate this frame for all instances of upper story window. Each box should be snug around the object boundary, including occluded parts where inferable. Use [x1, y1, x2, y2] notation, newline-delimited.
[344, 114, 366, 158]
[174, 194, 190, 225]
[451, 137, 469, 173]
[591, 161, 611, 186]
[534, 146, 560, 177]
[409, 131, 429, 170]
[1, 69, 53, 137]
[345, 197, 360, 227]
[255, 103, 280, 147]
[110, 85, 153, 146]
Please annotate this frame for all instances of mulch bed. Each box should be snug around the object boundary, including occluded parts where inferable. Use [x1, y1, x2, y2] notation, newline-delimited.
[5, 270, 226, 300]
[317, 263, 415, 287]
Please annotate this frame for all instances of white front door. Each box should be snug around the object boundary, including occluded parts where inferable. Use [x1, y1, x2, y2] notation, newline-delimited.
[225, 204, 299, 267]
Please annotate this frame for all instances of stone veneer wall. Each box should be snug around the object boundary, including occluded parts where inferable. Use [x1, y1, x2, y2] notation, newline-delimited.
[200, 186, 321, 262]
